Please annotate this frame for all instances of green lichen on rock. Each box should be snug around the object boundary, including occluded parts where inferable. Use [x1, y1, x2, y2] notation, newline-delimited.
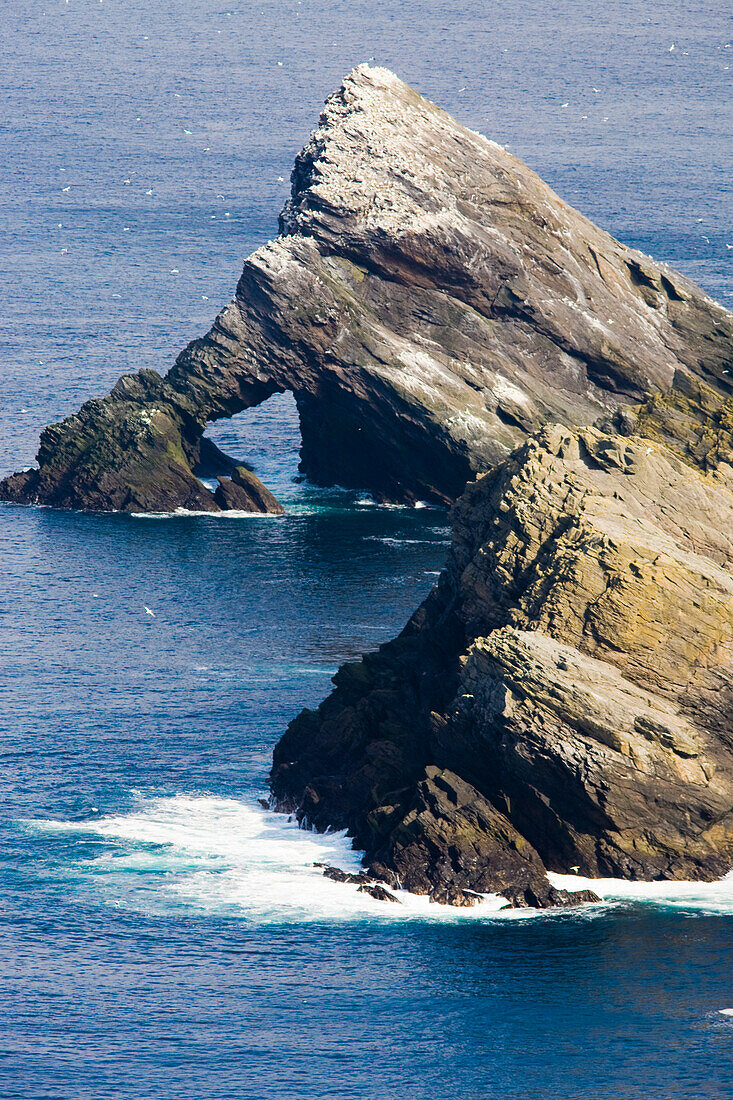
[615, 370, 733, 473]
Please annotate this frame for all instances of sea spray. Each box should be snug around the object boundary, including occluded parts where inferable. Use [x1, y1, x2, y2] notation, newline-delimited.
[23, 795, 733, 923]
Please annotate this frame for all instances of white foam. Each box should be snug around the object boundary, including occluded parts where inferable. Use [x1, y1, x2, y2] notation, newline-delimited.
[355, 497, 409, 509]
[364, 536, 439, 545]
[28, 796, 510, 924]
[548, 870, 733, 915]
[354, 498, 436, 511]
[30, 796, 733, 922]
[130, 508, 286, 519]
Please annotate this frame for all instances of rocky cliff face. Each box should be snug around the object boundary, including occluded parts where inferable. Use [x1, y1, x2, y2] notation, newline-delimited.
[6, 66, 732, 911]
[271, 381, 733, 907]
[2, 65, 731, 511]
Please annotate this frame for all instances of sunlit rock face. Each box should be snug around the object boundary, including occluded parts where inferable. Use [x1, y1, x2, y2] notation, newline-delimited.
[5, 64, 733, 911]
[2, 64, 730, 512]
[272, 409, 733, 907]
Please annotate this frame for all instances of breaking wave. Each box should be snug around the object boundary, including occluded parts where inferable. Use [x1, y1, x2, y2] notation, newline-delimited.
[23, 796, 733, 923]
[24, 795, 509, 923]
[548, 870, 733, 916]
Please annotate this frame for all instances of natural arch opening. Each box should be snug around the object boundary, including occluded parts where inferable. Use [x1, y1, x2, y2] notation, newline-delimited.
[198, 390, 302, 505]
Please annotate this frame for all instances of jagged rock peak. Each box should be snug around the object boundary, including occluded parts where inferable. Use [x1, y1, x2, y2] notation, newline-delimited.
[1, 66, 731, 513]
[280, 63, 491, 237]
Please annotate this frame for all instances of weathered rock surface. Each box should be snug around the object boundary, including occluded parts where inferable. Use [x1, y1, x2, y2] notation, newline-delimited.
[213, 465, 285, 514]
[7, 65, 732, 909]
[365, 765, 598, 908]
[0, 369, 283, 514]
[2, 65, 730, 511]
[271, 409, 733, 906]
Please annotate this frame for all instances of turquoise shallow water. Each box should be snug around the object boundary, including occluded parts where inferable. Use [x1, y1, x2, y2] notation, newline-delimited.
[2, 1, 733, 1096]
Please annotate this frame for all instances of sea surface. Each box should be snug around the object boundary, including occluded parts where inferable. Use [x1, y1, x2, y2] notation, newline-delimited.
[2, 1, 733, 1097]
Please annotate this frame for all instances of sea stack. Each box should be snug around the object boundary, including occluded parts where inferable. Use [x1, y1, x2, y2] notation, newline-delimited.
[1, 64, 730, 514]
[5, 66, 733, 909]
[271, 407, 733, 906]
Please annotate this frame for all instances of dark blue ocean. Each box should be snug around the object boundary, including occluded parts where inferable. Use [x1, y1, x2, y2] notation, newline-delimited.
[2, 2, 733, 1096]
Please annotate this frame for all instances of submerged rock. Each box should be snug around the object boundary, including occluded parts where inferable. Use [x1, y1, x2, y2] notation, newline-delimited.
[313, 863, 402, 903]
[1, 65, 730, 512]
[314, 863, 371, 885]
[357, 883, 401, 904]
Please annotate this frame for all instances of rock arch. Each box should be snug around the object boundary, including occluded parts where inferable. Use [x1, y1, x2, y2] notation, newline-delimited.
[2, 65, 730, 514]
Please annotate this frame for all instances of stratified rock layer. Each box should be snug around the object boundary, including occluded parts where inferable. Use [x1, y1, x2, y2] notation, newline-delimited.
[6, 65, 733, 909]
[271, 400, 733, 906]
[2, 65, 731, 511]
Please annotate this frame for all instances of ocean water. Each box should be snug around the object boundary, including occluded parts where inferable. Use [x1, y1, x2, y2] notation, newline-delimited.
[2, 1, 733, 1096]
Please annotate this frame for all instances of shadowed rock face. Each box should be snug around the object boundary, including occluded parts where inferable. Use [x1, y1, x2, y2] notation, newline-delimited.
[213, 466, 285, 514]
[271, 389, 733, 907]
[2, 64, 731, 512]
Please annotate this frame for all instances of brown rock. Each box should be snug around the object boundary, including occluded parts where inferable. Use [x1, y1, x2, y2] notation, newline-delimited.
[214, 466, 285, 513]
[271, 418, 733, 904]
[2, 66, 730, 512]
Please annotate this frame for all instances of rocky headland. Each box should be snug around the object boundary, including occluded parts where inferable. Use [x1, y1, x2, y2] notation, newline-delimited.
[6, 66, 732, 908]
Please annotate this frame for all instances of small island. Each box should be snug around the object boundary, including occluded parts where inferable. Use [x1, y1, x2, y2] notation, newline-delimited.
[5, 66, 732, 908]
